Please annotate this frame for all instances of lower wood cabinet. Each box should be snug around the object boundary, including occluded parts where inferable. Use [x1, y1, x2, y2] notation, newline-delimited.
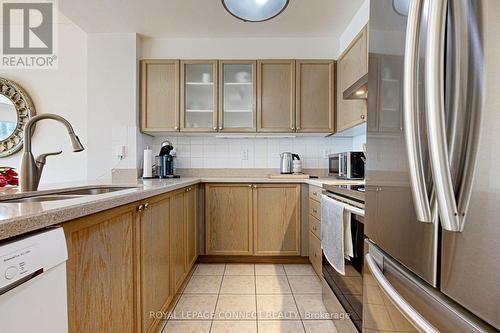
[64, 185, 198, 333]
[205, 183, 301, 256]
[205, 183, 253, 255]
[64, 203, 138, 333]
[253, 184, 301, 255]
[171, 189, 187, 292]
[138, 193, 172, 332]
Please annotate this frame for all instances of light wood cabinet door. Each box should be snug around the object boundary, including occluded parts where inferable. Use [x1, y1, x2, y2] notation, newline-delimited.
[171, 189, 187, 292]
[185, 185, 198, 268]
[336, 26, 368, 132]
[309, 231, 322, 276]
[257, 60, 295, 132]
[205, 183, 253, 255]
[139, 194, 172, 333]
[253, 184, 301, 255]
[296, 60, 335, 133]
[218, 60, 257, 132]
[64, 204, 138, 333]
[180, 60, 218, 132]
[140, 60, 180, 133]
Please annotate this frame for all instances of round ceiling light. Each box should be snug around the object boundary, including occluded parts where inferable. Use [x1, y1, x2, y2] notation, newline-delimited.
[222, 0, 290, 22]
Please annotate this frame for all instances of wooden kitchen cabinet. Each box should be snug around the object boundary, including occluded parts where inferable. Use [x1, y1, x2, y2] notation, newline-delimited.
[253, 184, 301, 255]
[218, 60, 257, 132]
[336, 26, 368, 132]
[185, 185, 199, 268]
[171, 188, 187, 292]
[64, 203, 138, 333]
[257, 60, 296, 132]
[296, 60, 335, 133]
[140, 60, 180, 133]
[205, 183, 253, 255]
[180, 60, 218, 132]
[138, 193, 172, 333]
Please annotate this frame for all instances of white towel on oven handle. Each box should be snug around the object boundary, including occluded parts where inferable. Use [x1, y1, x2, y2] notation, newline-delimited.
[320, 194, 354, 275]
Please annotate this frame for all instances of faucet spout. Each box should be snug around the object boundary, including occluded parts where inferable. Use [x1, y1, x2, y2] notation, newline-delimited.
[21, 113, 85, 191]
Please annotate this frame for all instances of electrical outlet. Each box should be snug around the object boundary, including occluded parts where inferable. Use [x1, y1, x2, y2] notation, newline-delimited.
[114, 145, 126, 160]
[241, 149, 249, 161]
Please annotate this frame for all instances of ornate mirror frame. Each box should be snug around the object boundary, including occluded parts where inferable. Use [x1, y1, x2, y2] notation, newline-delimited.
[0, 77, 36, 157]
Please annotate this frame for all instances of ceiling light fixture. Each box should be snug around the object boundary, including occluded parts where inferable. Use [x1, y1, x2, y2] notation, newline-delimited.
[221, 0, 290, 22]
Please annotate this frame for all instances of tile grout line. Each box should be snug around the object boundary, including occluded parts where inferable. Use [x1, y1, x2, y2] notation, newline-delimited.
[209, 264, 226, 333]
[284, 265, 308, 333]
[254, 264, 258, 333]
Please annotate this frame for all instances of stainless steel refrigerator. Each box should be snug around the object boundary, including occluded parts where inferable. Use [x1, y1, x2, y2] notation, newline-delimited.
[364, 0, 499, 332]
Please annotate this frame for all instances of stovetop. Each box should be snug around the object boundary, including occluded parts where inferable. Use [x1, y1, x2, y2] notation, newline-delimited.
[323, 184, 366, 204]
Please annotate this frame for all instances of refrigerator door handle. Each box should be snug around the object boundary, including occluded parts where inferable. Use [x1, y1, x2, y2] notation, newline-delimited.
[366, 253, 439, 333]
[425, 0, 464, 232]
[403, 0, 433, 223]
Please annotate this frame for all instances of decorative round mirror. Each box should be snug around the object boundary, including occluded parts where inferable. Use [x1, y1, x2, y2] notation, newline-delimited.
[0, 78, 36, 157]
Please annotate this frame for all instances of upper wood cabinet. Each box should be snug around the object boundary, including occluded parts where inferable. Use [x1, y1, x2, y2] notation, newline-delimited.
[138, 193, 172, 333]
[296, 60, 336, 133]
[336, 26, 368, 132]
[218, 60, 257, 132]
[64, 203, 138, 333]
[253, 184, 301, 255]
[180, 60, 218, 132]
[140, 60, 180, 133]
[257, 60, 296, 132]
[205, 183, 253, 255]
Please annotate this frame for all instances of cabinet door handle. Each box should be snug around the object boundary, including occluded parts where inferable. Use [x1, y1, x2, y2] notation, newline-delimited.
[312, 209, 318, 213]
[313, 226, 317, 231]
[213, 126, 217, 130]
[248, 184, 252, 188]
[144, 203, 149, 210]
[174, 126, 179, 130]
[219, 126, 223, 130]
[361, 114, 366, 120]
[137, 204, 144, 212]
[253, 184, 257, 188]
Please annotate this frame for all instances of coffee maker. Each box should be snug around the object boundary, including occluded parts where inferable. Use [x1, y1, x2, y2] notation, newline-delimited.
[155, 140, 178, 178]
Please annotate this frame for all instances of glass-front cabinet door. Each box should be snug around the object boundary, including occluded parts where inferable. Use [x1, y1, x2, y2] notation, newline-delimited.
[180, 60, 218, 131]
[218, 60, 257, 132]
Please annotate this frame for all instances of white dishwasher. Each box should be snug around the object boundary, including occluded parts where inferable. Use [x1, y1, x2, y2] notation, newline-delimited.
[0, 228, 68, 333]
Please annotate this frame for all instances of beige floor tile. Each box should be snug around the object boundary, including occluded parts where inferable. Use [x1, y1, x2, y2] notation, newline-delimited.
[332, 318, 358, 333]
[162, 320, 211, 333]
[183, 275, 223, 294]
[288, 275, 322, 294]
[258, 320, 305, 333]
[294, 294, 331, 320]
[255, 264, 286, 275]
[256, 294, 300, 320]
[170, 294, 218, 320]
[210, 320, 257, 333]
[193, 264, 226, 276]
[283, 264, 317, 276]
[256, 275, 291, 294]
[224, 264, 255, 275]
[303, 320, 339, 333]
[214, 294, 257, 320]
[220, 275, 255, 294]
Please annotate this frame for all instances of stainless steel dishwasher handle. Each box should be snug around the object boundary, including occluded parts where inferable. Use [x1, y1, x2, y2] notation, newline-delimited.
[366, 254, 438, 333]
[403, 0, 433, 224]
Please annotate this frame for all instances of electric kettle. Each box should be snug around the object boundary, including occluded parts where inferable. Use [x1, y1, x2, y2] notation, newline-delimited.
[280, 152, 300, 174]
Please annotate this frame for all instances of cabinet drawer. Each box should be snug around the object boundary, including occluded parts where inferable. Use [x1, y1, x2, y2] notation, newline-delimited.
[309, 185, 322, 202]
[309, 199, 321, 220]
[309, 231, 322, 276]
[309, 215, 321, 239]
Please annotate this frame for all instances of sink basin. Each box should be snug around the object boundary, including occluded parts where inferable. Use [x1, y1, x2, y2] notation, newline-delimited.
[3, 194, 85, 203]
[56, 186, 137, 196]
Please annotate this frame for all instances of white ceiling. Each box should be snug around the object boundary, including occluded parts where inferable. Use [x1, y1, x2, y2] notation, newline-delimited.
[59, 0, 364, 38]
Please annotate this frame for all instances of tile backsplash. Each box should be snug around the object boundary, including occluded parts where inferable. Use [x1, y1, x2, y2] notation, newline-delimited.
[150, 136, 357, 169]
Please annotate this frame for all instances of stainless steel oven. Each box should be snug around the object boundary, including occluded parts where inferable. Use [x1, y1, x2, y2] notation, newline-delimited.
[328, 152, 365, 179]
[322, 184, 365, 332]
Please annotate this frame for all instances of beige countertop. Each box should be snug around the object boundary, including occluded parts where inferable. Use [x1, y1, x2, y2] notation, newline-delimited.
[0, 177, 362, 241]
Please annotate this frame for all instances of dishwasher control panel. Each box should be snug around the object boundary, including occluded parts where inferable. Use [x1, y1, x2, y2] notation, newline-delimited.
[0, 245, 36, 288]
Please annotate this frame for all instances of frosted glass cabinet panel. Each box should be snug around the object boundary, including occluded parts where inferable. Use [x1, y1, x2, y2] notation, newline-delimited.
[219, 61, 257, 132]
[180, 60, 218, 131]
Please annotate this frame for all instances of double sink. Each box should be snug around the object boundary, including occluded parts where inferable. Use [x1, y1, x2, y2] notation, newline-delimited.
[0, 186, 137, 203]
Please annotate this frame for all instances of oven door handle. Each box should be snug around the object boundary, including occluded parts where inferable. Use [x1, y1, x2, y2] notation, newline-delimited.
[339, 155, 344, 177]
[366, 253, 439, 333]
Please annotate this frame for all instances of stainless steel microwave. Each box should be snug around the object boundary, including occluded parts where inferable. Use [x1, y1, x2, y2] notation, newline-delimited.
[328, 152, 365, 179]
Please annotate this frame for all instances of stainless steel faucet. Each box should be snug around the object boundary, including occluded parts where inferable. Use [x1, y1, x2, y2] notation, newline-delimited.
[20, 113, 85, 191]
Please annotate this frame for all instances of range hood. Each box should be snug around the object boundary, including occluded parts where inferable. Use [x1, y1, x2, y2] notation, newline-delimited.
[343, 73, 368, 100]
